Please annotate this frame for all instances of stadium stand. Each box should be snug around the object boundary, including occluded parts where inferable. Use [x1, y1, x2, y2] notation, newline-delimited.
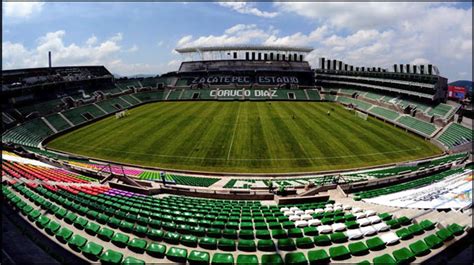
[427, 103, 455, 118]
[45, 113, 73, 132]
[397, 116, 437, 136]
[2, 118, 54, 147]
[62, 105, 106, 125]
[436, 123, 473, 148]
[305, 89, 321, 100]
[336, 96, 373, 111]
[369, 106, 400, 121]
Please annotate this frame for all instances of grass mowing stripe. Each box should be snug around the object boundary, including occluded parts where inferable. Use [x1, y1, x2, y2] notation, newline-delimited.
[47, 101, 442, 173]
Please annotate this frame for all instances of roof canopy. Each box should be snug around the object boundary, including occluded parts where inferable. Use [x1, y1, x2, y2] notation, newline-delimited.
[175, 45, 314, 54]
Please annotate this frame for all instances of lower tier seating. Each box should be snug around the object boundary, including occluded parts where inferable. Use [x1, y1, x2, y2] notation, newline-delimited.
[397, 116, 437, 136]
[369, 107, 400, 121]
[436, 123, 472, 149]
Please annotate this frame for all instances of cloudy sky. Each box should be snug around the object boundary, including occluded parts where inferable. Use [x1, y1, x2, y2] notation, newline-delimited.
[2, 2, 472, 81]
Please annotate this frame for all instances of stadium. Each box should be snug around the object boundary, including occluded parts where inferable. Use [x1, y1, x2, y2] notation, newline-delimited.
[2, 41, 473, 265]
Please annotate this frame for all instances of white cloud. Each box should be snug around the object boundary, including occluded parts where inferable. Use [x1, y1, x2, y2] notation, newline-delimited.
[218, 2, 278, 18]
[3, 1, 44, 18]
[157, 41, 164, 47]
[176, 24, 275, 48]
[2, 30, 163, 75]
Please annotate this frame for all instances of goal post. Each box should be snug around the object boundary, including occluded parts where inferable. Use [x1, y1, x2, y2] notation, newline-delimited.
[355, 110, 368, 120]
[115, 110, 129, 119]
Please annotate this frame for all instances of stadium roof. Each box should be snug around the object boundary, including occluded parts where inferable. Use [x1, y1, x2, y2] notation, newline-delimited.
[175, 45, 314, 53]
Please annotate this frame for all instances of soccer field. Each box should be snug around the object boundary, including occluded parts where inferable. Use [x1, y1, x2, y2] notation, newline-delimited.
[47, 101, 442, 173]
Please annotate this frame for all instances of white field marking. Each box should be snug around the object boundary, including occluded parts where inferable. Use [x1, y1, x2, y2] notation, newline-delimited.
[54, 142, 423, 162]
[226, 103, 242, 160]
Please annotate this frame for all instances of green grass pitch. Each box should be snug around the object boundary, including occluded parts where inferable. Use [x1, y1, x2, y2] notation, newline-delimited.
[47, 101, 442, 173]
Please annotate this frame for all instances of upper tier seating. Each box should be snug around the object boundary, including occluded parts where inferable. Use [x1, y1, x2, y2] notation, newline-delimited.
[436, 123, 473, 149]
[336, 97, 373, 111]
[45, 113, 72, 132]
[62, 105, 106, 125]
[397, 116, 437, 136]
[2, 118, 54, 147]
[370, 107, 400, 121]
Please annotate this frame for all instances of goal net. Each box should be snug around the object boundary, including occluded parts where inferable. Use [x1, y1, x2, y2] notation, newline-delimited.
[355, 110, 368, 120]
[115, 110, 129, 119]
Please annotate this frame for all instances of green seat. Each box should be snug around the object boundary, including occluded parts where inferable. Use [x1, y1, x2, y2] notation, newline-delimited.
[166, 247, 188, 263]
[278, 238, 296, 251]
[81, 242, 104, 261]
[239, 229, 254, 240]
[217, 238, 236, 251]
[164, 232, 181, 244]
[256, 229, 271, 239]
[447, 223, 465, 236]
[85, 222, 101, 235]
[188, 250, 210, 265]
[127, 238, 147, 253]
[378, 213, 392, 221]
[296, 237, 314, 249]
[73, 217, 88, 230]
[272, 229, 287, 239]
[64, 212, 77, 223]
[409, 240, 430, 256]
[147, 228, 164, 241]
[330, 232, 347, 243]
[436, 228, 454, 242]
[397, 216, 411, 226]
[45, 221, 61, 235]
[111, 233, 130, 248]
[373, 254, 396, 264]
[181, 234, 198, 247]
[261, 254, 284, 265]
[238, 239, 256, 252]
[419, 220, 435, 231]
[314, 235, 331, 246]
[307, 249, 330, 265]
[211, 253, 234, 265]
[424, 234, 443, 249]
[345, 220, 359, 229]
[55, 227, 73, 243]
[303, 226, 318, 236]
[283, 252, 307, 265]
[357, 260, 370, 265]
[329, 246, 351, 260]
[396, 228, 413, 240]
[348, 242, 369, 256]
[222, 229, 238, 239]
[282, 221, 295, 229]
[100, 249, 123, 265]
[288, 228, 304, 238]
[257, 239, 276, 251]
[146, 242, 166, 258]
[122, 256, 145, 265]
[36, 215, 51, 229]
[392, 247, 416, 264]
[133, 225, 148, 236]
[237, 254, 258, 265]
[98, 227, 114, 241]
[408, 224, 424, 235]
[366, 237, 386, 251]
[68, 234, 88, 252]
[386, 219, 401, 229]
[199, 237, 217, 250]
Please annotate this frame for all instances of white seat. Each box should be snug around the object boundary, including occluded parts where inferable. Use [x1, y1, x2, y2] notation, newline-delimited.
[295, 220, 308, 228]
[359, 226, 377, 236]
[304, 209, 314, 215]
[325, 204, 333, 208]
[343, 205, 352, 211]
[373, 222, 389, 232]
[317, 225, 332, 234]
[324, 208, 334, 213]
[283, 211, 293, 216]
[334, 203, 343, 207]
[380, 232, 399, 245]
[334, 206, 343, 211]
[300, 214, 313, 221]
[356, 218, 371, 227]
[365, 210, 376, 217]
[368, 215, 381, 224]
[332, 223, 347, 232]
[308, 219, 321, 226]
[345, 229, 363, 240]
[294, 210, 305, 216]
[352, 207, 362, 213]
[289, 215, 301, 221]
[355, 212, 366, 219]
[280, 207, 290, 212]
[313, 209, 324, 214]
[290, 207, 299, 212]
